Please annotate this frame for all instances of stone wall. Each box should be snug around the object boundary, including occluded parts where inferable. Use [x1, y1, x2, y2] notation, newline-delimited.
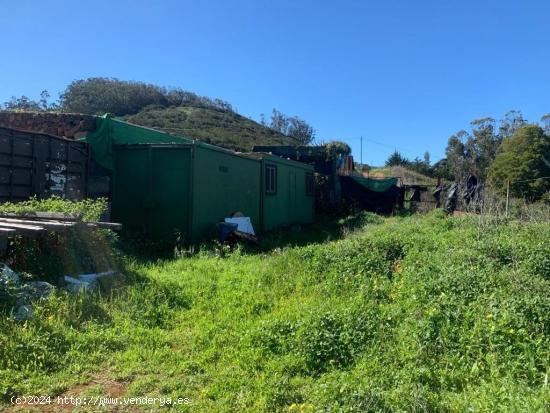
[0, 112, 96, 139]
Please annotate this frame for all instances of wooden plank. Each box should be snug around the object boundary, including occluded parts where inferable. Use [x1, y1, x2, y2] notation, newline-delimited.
[0, 222, 44, 230]
[32, 211, 81, 221]
[0, 213, 121, 232]
[0, 212, 81, 222]
[85, 222, 122, 230]
[0, 227, 16, 233]
[0, 222, 45, 236]
[0, 217, 75, 230]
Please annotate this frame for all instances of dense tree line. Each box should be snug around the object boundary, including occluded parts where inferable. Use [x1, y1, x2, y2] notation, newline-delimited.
[488, 125, 550, 201]
[2, 90, 57, 111]
[382, 109, 550, 200]
[1, 78, 235, 115]
[441, 110, 550, 200]
[385, 150, 433, 176]
[442, 111, 528, 182]
[385, 110, 550, 201]
[59, 78, 235, 115]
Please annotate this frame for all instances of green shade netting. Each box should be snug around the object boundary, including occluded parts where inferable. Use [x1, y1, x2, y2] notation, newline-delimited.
[81, 114, 193, 169]
[350, 176, 398, 192]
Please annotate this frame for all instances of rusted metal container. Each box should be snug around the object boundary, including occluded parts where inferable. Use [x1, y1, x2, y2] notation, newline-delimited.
[0, 126, 88, 201]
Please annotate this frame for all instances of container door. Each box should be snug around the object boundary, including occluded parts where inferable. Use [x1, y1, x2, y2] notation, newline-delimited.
[113, 146, 191, 240]
[112, 147, 149, 232]
[150, 148, 191, 240]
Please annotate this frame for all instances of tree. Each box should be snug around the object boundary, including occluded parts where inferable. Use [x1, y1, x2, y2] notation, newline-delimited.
[268, 108, 316, 144]
[269, 109, 288, 134]
[2, 90, 57, 112]
[443, 118, 501, 181]
[541, 113, 550, 135]
[325, 140, 351, 156]
[431, 158, 452, 180]
[467, 117, 500, 179]
[445, 130, 470, 181]
[287, 116, 315, 144]
[409, 155, 430, 176]
[60, 78, 166, 115]
[385, 150, 409, 167]
[442, 110, 549, 184]
[5, 96, 36, 111]
[487, 125, 550, 201]
[59, 77, 234, 116]
[423, 151, 431, 165]
[499, 110, 526, 139]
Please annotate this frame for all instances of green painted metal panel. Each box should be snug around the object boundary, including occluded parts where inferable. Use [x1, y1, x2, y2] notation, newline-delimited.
[259, 155, 314, 231]
[112, 145, 191, 240]
[190, 145, 261, 241]
[350, 176, 398, 192]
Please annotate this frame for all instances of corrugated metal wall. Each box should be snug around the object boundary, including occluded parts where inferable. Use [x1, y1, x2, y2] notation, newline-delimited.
[0, 127, 88, 201]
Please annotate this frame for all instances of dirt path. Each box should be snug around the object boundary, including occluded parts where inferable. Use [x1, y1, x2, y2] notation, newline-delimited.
[3, 373, 139, 413]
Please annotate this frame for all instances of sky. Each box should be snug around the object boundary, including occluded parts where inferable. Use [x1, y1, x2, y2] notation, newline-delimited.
[1, 0, 549, 165]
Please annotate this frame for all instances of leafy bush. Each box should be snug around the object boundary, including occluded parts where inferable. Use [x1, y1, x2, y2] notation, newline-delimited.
[59, 78, 234, 116]
[0, 196, 108, 221]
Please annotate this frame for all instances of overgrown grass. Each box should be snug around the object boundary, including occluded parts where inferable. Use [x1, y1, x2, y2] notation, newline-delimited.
[1, 211, 549, 412]
[126, 106, 296, 152]
[369, 165, 437, 186]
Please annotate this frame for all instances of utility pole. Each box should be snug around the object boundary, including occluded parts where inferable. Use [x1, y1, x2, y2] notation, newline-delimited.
[360, 136, 363, 168]
[505, 180, 510, 218]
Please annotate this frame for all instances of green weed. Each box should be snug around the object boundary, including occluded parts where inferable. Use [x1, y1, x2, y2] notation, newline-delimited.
[0, 210, 548, 412]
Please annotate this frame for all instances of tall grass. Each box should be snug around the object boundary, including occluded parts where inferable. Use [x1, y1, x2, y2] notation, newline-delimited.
[0, 211, 548, 412]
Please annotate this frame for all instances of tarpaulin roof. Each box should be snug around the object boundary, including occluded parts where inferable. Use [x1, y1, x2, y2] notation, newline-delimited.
[81, 114, 193, 169]
[350, 176, 398, 192]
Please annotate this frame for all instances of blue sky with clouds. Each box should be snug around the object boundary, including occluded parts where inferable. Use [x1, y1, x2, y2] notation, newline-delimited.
[2, 0, 549, 165]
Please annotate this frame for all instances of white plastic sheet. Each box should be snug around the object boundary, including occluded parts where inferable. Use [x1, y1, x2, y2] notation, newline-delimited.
[224, 217, 255, 235]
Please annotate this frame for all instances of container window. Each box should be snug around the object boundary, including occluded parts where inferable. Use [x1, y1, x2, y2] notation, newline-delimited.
[306, 172, 314, 196]
[265, 164, 277, 194]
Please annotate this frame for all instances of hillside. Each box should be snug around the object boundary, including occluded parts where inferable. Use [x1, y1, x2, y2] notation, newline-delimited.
[2, 78, 308, 152]
[125, 106, 298, 151]
[1, 208, 548, 412]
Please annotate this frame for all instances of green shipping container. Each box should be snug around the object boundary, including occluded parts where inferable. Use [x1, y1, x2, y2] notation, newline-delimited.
[251, 153, 315, 231]
[112, 142, 261, 242]
[90, 115, 314, 242]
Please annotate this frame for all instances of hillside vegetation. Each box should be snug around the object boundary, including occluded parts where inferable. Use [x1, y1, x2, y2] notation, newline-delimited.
[370, 166, 437, 186]
[2, 78, 309, 151]
[1, 210, 548, 412]
[125, 106, 297, 151]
